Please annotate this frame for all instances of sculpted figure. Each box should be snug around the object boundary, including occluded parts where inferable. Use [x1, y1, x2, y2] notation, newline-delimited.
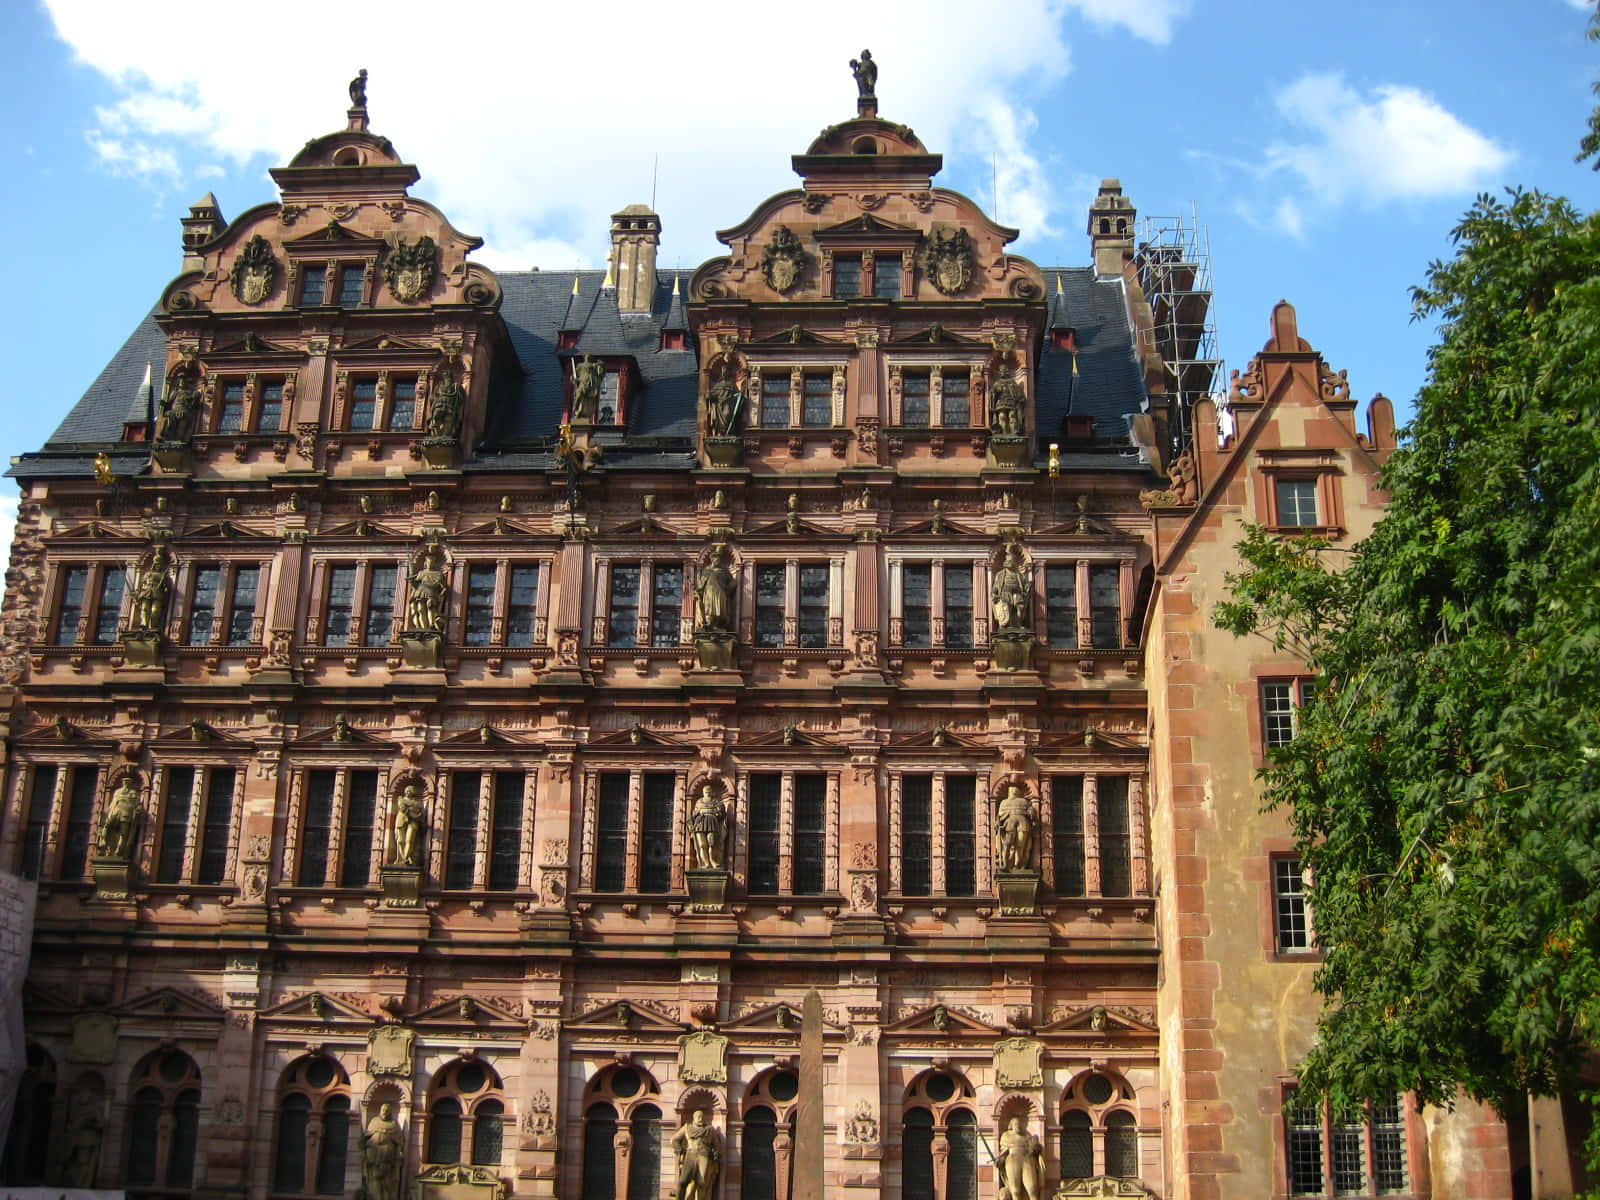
[349, 68, 369, 109]
[989, 362, 1025, 436]
[426, 369, 464, 440]
[391, 783, 425, 868]
[130, 545, 173, 631]
[704, 357, 743, 436]
[571, 355, 604, 423]
[996, 1115, 1044, 1200]
[849, 49, 877, 99]
[688, 785, 728, 870]
[98, 775, 140, 860]
[406, 543, 448, 634]
[59, 1099, 104, 1188]
[996, 785, 1036, 871]
[672, 1109, 721, 1200]
[360, 1102, 404, 1200]
[155, 375, 200, 443]
[990, 544, 1031, 633]
[695, 545, 734, 633]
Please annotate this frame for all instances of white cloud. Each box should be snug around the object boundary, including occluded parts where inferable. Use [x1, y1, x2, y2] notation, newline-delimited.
[43, 0, 1186, 270]
[1273, 196, 1304, 239]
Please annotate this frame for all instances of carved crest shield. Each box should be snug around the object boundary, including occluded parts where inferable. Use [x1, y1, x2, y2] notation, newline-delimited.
[761, 225, 810, 294]
[229, 235, 277, 305]
[921, 226, 974, 296]
[385, 236, 437, 304]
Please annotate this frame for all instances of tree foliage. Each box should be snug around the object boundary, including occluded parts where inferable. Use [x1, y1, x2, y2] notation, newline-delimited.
[1215, 188, 1600, 1129]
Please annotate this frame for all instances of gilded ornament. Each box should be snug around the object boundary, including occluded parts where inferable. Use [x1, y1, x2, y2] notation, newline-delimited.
[229, 235, 278, 305]
[760, 226, 810, 294]
[385, 236, 437, 304]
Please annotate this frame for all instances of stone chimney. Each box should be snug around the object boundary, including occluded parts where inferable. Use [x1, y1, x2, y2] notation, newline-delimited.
[1087, 179, 1136, 277]
[181, 193, 226, 272]
[610, 205, 661, 314]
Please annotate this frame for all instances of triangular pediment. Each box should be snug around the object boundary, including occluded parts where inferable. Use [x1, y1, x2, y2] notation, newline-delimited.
[736, 726, 841, 750]
[1038, 1004, 1156, 1035]
[318, 520, 409, 540]
[816, 213, 919, 238]
[115, 987, 225, 1021]
[435, 723, 537, 749]
[258, 991, 374, 1023]
[886, 726, 988, 751]
[46, 521, 140, 542]
[290, 718, 391, 747]
[153, 718, 251, 747]
[21, 980, 75, 1012]
[181, 521, 278, 542]
[208, 333, 296, 357]
[751, 324, 844, 347]
[340, 334, 435, 353]
[894, 517, 983, 538]
[568, 998, 686, 1032]
[887, 323, 987, 348]
[1037, 726, 1146, 754]
[286, 220, 384, 250]
[586, 725, 696, 751]
[721, 1001, 847, 1034]
[15, 716, 118, 749]
[409, 994, 525, 1027]
[454, 518, 544, 540]
[884, 1003, 1000, 1036]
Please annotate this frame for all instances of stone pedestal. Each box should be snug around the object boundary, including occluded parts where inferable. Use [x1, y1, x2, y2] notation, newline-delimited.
[693, 630, 736, 671]
[987, 434, 1030, 468]
[151, 442, 192, 472]
[420, 438, 460, 469]
[991, 630, 1034, 672]
[381, 865, 422, 909]
[90, 856, 134, 901]
[120, 630, 162, 667]
[705, 436, 743, 467]
[996, 870, 1040, 917]
[686, 868, 729, 913]
[399, 631, 442, 669]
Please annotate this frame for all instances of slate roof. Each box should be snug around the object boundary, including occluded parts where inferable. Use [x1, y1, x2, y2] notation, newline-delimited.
[16, 265, 1149, 480]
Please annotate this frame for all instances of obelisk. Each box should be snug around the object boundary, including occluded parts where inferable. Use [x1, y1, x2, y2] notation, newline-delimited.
[794, 987, 824, 1200]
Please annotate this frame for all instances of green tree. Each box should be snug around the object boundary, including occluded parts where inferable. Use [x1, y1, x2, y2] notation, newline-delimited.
[1215, 188, 1600, 1143]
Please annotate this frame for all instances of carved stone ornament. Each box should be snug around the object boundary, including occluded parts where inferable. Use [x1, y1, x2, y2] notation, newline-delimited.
[1056, 1178, 1158, 1197]
[386, 235, 437, 304]
[367, 1024, 416, 1075]
[413, 1161, 508, 1200]
[69, 1012, 118, 1064]
[993, 1036, 1045, 1089]
[229, 234, 278, 305]
[678, 1030, 730, 1083]
[920, 225, 974, 296]
[761, 225, 810, 294]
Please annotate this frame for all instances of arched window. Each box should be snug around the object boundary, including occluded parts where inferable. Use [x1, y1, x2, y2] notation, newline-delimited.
[741, 1067, 798, 1200]
[1060, 1070, 1140, 1185]
[903, 1108, 935, 1198]
[627, 1104, 662, 1200]
[427, 1099, 463, 1164]
[273, 1054, 353, 1197]
[741, 1106, 778, 1200]
[581, 1102, 618, 1200]
[426, 1059, 505, 1169]
[902, 1068, 977, 1200]
[1060, 1110, 1093, 1178]
[1, 1043, 56, 1184]
[471, 1099, 504, 1167]
[581, 1064, 662, 1200]
[125, 1050, 202, 1195]
[1105, 1110, 1138, 1178]
[946, 1110, 979, 1200]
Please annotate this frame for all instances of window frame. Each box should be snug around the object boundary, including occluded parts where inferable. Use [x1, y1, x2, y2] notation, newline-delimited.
[596, 559, 687, 651]
[746, 362, 846, 431]
[170, 559, 267, 649]
[14, 762, 102, 882]
[1040, 558, 1134, 651]
[888, 771, 988, 900]
[51, 562, 128, 647]
[271, 1054, 353, 1199]
[287, 765, 389, 891]
[1058, 1070, 1144, 1185]
[742, 559, 842, 650]
[889, 555, 986, 651]
[1282, 1088, 1413, 1198]
[425, 1060, 507, 1170]
[888, 360, 985, 430]
[901, 1069, 980, 1200]
[150, 763, 242, 888]
[740, 770, 837, 897]
[581, 1065, 664, 1200]
[582, 768, 686, 896]
[1042, 774, 1148, 901]
[437, 769, 531, 893]
[124, 1049, 203, 1195]
[1255, 455, 1346, 535]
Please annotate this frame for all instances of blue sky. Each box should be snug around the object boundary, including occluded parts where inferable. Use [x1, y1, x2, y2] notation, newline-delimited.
[2, 0, 1597, 540]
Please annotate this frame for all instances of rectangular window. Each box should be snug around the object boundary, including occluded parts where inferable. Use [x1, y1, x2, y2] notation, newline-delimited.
[340, 770, 377, 888]
[793, 774, 826, 895]
[1277, 479, 1319, 527]
[188, 565, 221, 646]
[299, 266, 327, 306]
[902, 776, 932, 897]
[1286, 1094, 1408, 1197]
[197, 768, 236, 886]
[942, 371, 970, 426]
[1287, 1101, 1325, 1196]
[1274, 857, 1310, 952]
[599, 370, 620, 425]
[1052, 777, 1085, 896]
[944, 564, 973, 650]
[1262, 681, 1296, 747]
[594, 774, 629, 893]
[874, 254, 902, 299]
[945, 776, 977, 896]
[755, 564, 786, 648]
[608, 565, 640, 648]
[55, 566, 87, 645]
[1332, 1109, 1366, 1193]
[902, 372, 930, 427]
[748, 774, 781, 895]
[802, 373, 832, 427]
[157, 767, 195, 884]
[1046, 565, 1078, 648]
[1089, 564, 1121, 649]
[365, 566, 396, 646]
[218, 382, 246, 433]
[651, 564, 683, 648]
[762, 374, 790, 428]
[387, 377, 416, 430]
[92, 566, 126, 645]
[19, 767, 57, 881]
[1098, 777, 1131, 897]
[349, 379, 377, 431]
[464, 565, 497, 647]
[488, 772, 523, 891]
[833, 255, 862, 299]
[227, 566, 259, 646]
[299, 770, 336, 885]
[799, 564, 829, 648]
[639, 773, 675, 893]
[903, 564, 932, 648]
[1372, 1095, 1408, 1191]
[338, 264, 365, 307]
[324, 567, 356, 647]
[257, 379, 284, 432]
[59, 767, 98, 881]
[506, 566, 540, 647]
[446, 771, 482, 890]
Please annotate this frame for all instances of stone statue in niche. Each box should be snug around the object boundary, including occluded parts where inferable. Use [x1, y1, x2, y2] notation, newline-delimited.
[672, 1110, 721, 1200]
[703, 355, 744, 436]
[995, 784, 1036, 871]
[405, 541, 449, 634]
[996, 1114, 1045, 1200]
[229, 235, 278, 305]
[571, 354, 603, 424]
[990, 543, 1031, 633]
[688, 783, 728, 870]
[920, 226, 974, 296]
[155, 372, 200, 443]
[426, 364, 464, 441]
[97, 773, 140, 860]
[389, 782, 426, 868]
[360, 1101, 405, 1200]
[385, 236, 437, 304]
[694, 543, 734, 634]
[129, 542, 173, 632]
[989, 360, 1026, 436]
[760, 225, 810, 294]
[849, 49, 877, 99]
[57, 1090, 105, 1187]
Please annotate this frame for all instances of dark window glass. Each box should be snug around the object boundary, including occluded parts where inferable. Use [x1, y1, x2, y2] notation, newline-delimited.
[274, 1093, 311, 1192]
[446, 772, 482, 890]
[627, 1105, 661, 1200]
[1332, 1108, 1365, 1193]
[324, 567, 356, 647]
[427, 1097, 462, 1164]
[1373, 1095, 1407, 1191]
[93, 566, 126, 644]
[802, 373, 832, 427]
[388, 378, 415, 431]
[349, 380, 377, 431]
[761, 374, 790, 428]
[756, 564, 785, 648]
[55, 566, 87, 645]
[652, 564, 683, 648]
[595, 774, 628, 892]
[19, 767, 56, 881]
[799, 565, 828, 647]
[169, 1088, 199, 1186]
[506, 566, 539, 647]
[902, 372, 930, 427]
[942, 371, 970, 426]
[794, 774, 826, 895]
[340, 771, 377, 888]
[257, 379, 284, 432]
[218, 382, 246, 433]
[873, 254, 901, 298]
[599, 370, 620, 426]
[1060, 1110, 1093, 1178]
[945, 776, 976, 896]
[126, 1087, 163, 1185]
[1288, 1101, 1324, 1195]
[581, 1103, 618, 1200]
[1277, 479, 1318, 527]
[741, 1106, 778, 1200]
[609, 565, 640, 648]
[317, 1096, 351, 1194]
[944, 564, 973, 649]
[640, 773, 674, 894]
[1053, 777, 1085, 896]
[1046, 564, 1078, 647]
[157, 767, 195, 884]
[299, 267, 326, 306]
[947, 1110, 979, 1200]
[1106, 1109, 1139, 1177]
[903, 564, 931, 647]
[748, 774, 780, 895]
[472, 1099, 504, 1166]
[902, 776, 932, 896]
[60, 767, 99, 881]
[198, 768, 235, 885]
[903, 1109, 934, 1199]
[228, 566, 260, 645]
[365, 566, 396, 646]
[1099, 777, 1131, 897]
[1275, 857, 1309, 951]
[338, 265, 365, 308]
[299, 770, 335, 886]
[833, 255, 862, 299]
[188, 565, 220, 645]
[1262, 681, 1296, 747]
[489, 773, 523, 891]
[464, 565, 497, 647]
[1090, 564, 1121, 649]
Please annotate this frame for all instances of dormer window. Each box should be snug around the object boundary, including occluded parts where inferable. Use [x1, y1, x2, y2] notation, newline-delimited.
[660, 330, 686, 352]
[598, 370, 621, 425]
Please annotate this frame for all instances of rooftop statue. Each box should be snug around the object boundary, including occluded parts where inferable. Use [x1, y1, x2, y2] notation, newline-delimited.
[349, 68, 368, 109]
[850, 50, 877, 99]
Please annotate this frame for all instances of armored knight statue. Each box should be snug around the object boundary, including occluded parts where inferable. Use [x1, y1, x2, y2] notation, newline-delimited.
[688, 784, 728, 870]
[996, 784, 1036, 871]
[97, 774, 140, 860]
[672, 1109, 721, 1200]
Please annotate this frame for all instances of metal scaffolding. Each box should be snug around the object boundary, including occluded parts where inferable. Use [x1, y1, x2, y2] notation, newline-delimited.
[1135, 207, 1224, 452]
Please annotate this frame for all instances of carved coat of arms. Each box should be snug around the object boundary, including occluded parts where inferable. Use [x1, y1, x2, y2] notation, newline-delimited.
[229, 235, 278, 305]
[385, 236, 438, 304]
[761, 225, 810, 294]
[921, 226, 974, 296]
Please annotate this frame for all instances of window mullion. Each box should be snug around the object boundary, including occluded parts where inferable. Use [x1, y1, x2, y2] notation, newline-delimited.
[1084, 775, 1102, 896]
[889, 774, 903, 893]
[493, 559, 509, 645]
[932, 560, 946, 648]
[784, 558, 799, 648]
[931, 774, 947, 895]
[625, 772, 642, 892]
[474, 772, 492, 889]
[779, 774, 795, 893]
[179, 768, 203, 883]
[325, 771, 348, 890]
